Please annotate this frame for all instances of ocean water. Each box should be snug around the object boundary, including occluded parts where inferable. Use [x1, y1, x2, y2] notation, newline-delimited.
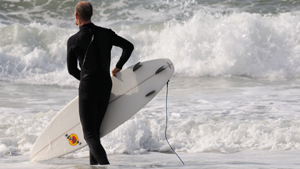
[1, 0, 300, 168]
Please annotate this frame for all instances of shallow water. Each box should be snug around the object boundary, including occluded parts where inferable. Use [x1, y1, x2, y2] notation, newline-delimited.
[1, 77, 300, 168]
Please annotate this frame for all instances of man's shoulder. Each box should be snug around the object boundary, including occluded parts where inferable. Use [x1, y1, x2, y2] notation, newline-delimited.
[67, 31, 80, 46]
[93, 25, 115, 35]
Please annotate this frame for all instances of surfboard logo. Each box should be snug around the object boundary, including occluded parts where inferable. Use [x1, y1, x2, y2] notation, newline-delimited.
[65, 133, 82, 146]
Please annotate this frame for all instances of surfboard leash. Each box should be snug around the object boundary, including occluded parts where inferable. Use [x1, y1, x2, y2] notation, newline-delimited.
[165, 80, 185, 165]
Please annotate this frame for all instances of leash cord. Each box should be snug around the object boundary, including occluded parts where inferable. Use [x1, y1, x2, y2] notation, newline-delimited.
[165, 80, 185, 165]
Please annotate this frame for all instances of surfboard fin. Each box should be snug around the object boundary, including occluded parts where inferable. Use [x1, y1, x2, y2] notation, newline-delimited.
[156, 66, 165, 74]
[133, 62, 142, 72]
[146, 90, 156, 97]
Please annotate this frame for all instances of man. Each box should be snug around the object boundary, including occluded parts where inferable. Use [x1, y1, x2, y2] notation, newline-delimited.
[66, 1, 134, 165]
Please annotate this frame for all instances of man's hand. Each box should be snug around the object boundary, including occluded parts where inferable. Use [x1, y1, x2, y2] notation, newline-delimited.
[112, 67, 121, 77]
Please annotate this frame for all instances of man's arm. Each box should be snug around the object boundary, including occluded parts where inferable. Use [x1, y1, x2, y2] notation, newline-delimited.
[110, 31, 134, 70]
[67, 38, 81, 81]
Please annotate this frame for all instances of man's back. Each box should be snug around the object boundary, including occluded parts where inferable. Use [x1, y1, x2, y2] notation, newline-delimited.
[67, 23, 134, 80]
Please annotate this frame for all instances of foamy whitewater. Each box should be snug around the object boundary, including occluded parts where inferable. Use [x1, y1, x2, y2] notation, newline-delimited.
[1, 0, 300, 168]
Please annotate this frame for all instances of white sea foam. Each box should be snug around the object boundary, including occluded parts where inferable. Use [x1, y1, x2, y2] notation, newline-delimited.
[0, 110, 56, 157]
[1, 12, 300, 87]
[128, 11, 300, 78]
[1, 77, 300, 159]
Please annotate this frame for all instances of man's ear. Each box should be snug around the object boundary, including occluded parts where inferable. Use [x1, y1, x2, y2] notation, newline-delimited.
[75, 12, 79, 19]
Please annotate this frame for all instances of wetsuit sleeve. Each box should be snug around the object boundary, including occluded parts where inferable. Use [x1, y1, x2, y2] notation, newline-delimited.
[110, 30, 134, 69]
[67, 38, 81, 81]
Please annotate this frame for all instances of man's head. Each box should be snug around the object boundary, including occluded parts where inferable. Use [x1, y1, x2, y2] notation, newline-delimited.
[75, 1, 93, 25]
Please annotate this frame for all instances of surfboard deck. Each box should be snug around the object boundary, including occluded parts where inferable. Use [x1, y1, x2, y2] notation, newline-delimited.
[30, 58, 174, 162]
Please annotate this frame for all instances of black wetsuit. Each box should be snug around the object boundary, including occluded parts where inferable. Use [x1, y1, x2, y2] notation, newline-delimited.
[67, 23, 134, 165]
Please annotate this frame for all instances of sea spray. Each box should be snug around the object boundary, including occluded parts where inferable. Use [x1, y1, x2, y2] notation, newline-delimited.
[1, 12, 300, 86]
[0, 110, 56, 157]
[129, 11, 300, 78]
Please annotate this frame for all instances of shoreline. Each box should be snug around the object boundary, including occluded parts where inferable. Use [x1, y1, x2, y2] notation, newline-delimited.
[1, 151, 300, 169]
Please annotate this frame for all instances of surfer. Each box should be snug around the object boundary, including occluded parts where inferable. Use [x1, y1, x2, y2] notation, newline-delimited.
[66, 1, 134, 165]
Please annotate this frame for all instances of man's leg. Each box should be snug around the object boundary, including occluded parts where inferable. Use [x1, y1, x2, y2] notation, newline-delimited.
[89, 151, 98, 165]
[88, 80, 112, 165]
[79, 86, 110, 165]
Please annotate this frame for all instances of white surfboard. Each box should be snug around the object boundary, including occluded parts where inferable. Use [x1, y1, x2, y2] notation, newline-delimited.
[30, 58, 174, 162]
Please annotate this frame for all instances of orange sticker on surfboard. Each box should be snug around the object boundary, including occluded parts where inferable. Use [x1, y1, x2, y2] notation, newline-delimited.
[65, 133, 82, 146]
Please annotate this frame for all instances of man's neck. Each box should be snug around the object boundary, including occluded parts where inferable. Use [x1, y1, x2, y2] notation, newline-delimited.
[78, 20, 91, 28]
